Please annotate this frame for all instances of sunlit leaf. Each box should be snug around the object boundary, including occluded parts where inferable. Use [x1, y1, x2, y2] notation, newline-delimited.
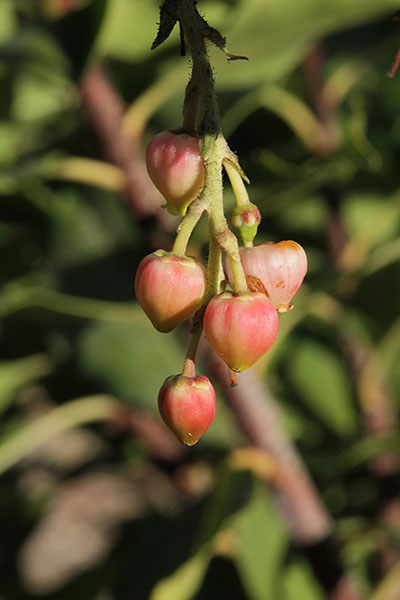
[0, 0, 17, 42]
[78, 318, 185, 410]
[369, 562, 400, 600]
[150, 546, 212, 600]
[288, 339, 357, 436]
[0, 355, 53, 415]
[233, 484, 288, 600]
[284, 560, 326, 600]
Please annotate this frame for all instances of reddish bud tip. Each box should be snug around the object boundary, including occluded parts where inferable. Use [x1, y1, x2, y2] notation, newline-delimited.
[146, 130, 205, 216]
[158, 375, 216, 446]
[203, 291, 278, 372]
[224, 241, 307, 312]
[231, 203, 261, 243]
[135, 250, 207, 332]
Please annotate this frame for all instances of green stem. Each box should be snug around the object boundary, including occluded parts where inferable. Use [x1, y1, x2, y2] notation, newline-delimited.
[0, 286, 140, 322]
[0, 354, 54, 416]
[42, 157, 125, 191]
[223, 159, 250, 207]
[178, 0, 220, 142]
[205, 136, 248, 293]
[182, 234, 222, 379]
[0, 395, 119, 475]
[183, 76, 200, 131]
[176, 0, 248, 293]
[182, 328, 203, 377]
[206, 235, 223, 300]
[226, 254, 248, 292]
[123, 67, 186, 140]
[172, 196, 206, 256]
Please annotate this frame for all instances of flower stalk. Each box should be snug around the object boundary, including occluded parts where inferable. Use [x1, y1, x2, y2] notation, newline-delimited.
[138, 0, 307, 446]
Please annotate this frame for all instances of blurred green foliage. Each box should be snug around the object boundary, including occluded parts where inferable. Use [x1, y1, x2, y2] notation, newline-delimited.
[1, 0, 400, 599]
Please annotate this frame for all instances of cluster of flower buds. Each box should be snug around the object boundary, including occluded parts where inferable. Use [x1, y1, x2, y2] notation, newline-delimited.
[135, 129, 307, 446]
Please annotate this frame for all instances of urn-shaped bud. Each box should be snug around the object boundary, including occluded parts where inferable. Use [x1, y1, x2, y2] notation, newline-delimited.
[135, 250, 207, 332]
[158, 375, 216, 446]
[231, 203, 261, 244]
[203, 291, 279, 372]
[146, 129, 205, 216]
[224, 241, 307, 312]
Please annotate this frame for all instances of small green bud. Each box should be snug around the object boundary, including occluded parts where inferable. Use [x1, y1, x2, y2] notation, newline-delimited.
[231, 203, 261, 244]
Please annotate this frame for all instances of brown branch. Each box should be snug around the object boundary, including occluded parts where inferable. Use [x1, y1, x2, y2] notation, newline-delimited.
[387, 45, 400, 79]
[302, 44, 338, 155]
[387, 12, 400, 78]
[208, 350, 331, 543]
[342, 334, 399, 476]
[208, 350, 363, 600]
[78, 65, 190, 458]
[112, 406, 185, 462]
[80, 65, 171, 228]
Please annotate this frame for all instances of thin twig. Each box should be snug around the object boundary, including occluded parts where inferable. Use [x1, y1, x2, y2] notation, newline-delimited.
[80, 66, 171, 227]
[208, 350, 332, 543]
[207, 350, 363, 600]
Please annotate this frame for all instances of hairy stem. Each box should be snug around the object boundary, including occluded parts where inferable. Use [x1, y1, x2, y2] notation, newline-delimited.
[178, 0, 220, 143]
[183, 76, 200, 131]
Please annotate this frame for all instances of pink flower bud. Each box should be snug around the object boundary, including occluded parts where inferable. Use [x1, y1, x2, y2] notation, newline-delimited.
[231, 203, 261, 244]
[203, 291, 278, 372]
[146, 129, 205, 216]
[158, 374, 216, 446]
[135, 250, 207, 332]
[224, 241, 307, 312]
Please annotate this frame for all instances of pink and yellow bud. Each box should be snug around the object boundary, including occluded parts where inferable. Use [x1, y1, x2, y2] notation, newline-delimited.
[135, 250, 207, 332]
[158, 375, 216, 446]
[231, 203, 261, 244]
[146, 129, 205, 216]
[203, 291, 278, 372]
[224, 241, 307, 312]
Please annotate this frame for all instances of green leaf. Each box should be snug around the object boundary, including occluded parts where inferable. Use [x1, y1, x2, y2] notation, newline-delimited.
[96, 0, 165, 61]
[97, 0, 399, 89]
[343, 192, 400, 254]
[0, 355, 53, 415]
[0, 1, 17, 43]
[0, 123, 22, 167]
[151, 0, 179, 51]
[78, 317, 185, 410]
[52, 0, 108, 76]
[12, 71, 69, 122]
[0, 395, 117, 475]
[288, 340, 357, 436]
[284, 560, 326, 600]
[233, 484, 288, 600]
[208, 0, 399, 91]
[0, 28, 69, 74]
[150, 546, 212, 600]
[337, 433, 400, 472]
[369, 562, 400, 600]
